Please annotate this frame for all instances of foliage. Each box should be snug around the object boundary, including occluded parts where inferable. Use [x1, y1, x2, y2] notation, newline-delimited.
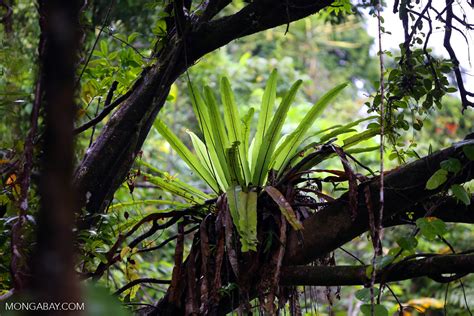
[153, 71, 371, 251]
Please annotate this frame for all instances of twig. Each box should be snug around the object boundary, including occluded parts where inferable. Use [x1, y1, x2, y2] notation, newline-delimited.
[89, 209, 191, 280]
[444, 281, 450, 315]
[371, 2, 386, 313]
[385, 284, 404, 315]
[88, 97, 101, 147]
[137, 225, 199, 254]
[338, 247, 365, 266]
[443, 0, 474, 111]
[76, 0, 116, 86]
[74, 84, 130, 135]
[114, 278, 171, 296]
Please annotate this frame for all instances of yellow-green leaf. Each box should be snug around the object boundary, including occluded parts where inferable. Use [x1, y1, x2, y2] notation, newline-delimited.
[425, 169, 448, 190]
[272, 82, 348, 172]
[226, 186, 258, 252]
[252, 80, 302, 186]
[264, 186, 303, 230]
[252, 70, 278, 174]
[120, 246, 132, 260]
[451, 184, 471, 205]
[154, 119, 220, 193]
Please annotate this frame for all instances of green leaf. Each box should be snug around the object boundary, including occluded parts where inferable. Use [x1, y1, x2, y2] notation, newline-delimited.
[396, 236, 418, 250]
[188, 83, 231, 190]
[128, 32, 140, 43]
[226, 186, 258, 252]
[360, 304, 388, 316]
[310, 125, 343, 139]
[355, 287, 380, 302]
[238, 190, 258, 252]
[154, 120, 220, 192]
[203, 86, 231, 185]
[451, 184, 471, 205]
[252, 80, 302, 186]
[220, 76, 242, 145]
[342, 128, 380, 148]
[221, 77, 251, 183]
[272, 82, 348, 172]
[252, 69, 278, 175]
[109, 199, 189, 211]
[189, 84, 227, 176]
[248, 137, 256, 171]
[241, 108, 255, 185]
[416, 217, 447, 240]
[135, 160, 210, 200]
[345, 145, 380, 155]
[226, 141, 245, 186]
[188, 83, 211, 135]
[440, 158, 461, 173]
[425, 169, 448, 190]
[388, 246, 404, 257]
[365, 265, 373, 278]
[463, 144, 474, 160]
[100, 40, 108, 56]
[186, 130, 213, 174]
[264, 186, 303, 230]
[152, 19, 167, 36]
[241, 107, 255, 169]
[187, 130, 227, 190]
[319, 115, 378, 143]
[142, 171, 209, 204]
[226, 186, 241, 224]
[375, 255, 395, 269]
[120, 247, 132, 260]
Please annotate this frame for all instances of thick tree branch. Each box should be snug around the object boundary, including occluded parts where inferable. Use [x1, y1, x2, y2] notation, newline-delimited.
[285, 140, 474, 265]
[280, 197, 474, 287]
[188, 0, 334, 59]
[388, 194, 474, 227]
[280, 253, 474, 286]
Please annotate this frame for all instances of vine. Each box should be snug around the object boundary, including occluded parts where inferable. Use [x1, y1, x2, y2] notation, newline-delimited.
[369, 1, 386, 315]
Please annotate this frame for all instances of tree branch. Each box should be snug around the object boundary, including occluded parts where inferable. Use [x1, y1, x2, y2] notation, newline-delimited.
[443, 0, 474, 110]
[114, 278, 171, 296]
[73, 81, 125, 134]
[88, 210, 191, 280]
[285, 140, 474, 265]
[280, 253, 474, 286]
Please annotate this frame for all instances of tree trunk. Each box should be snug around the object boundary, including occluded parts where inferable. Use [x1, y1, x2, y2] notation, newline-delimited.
[30, 0, 83, 309]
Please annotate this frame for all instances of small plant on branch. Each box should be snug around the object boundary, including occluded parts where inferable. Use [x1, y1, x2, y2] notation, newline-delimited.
[102, 71, 382, 312]
[152, 70, 378, 252]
